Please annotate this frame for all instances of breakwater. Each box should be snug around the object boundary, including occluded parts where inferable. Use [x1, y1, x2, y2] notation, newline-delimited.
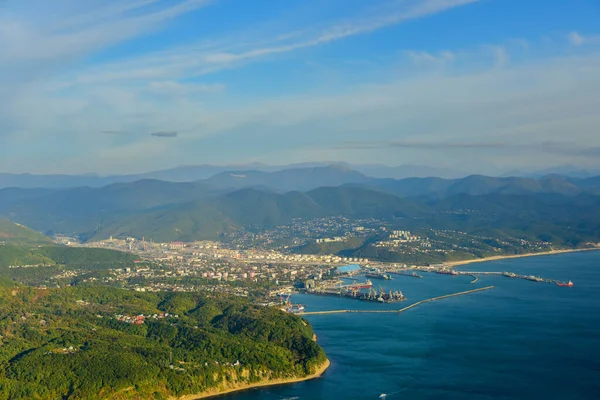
[302, 286, 494, 315]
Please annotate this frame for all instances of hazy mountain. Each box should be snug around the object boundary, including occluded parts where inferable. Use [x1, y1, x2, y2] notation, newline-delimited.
[347, 163, 468, 179]
[204, 165, 372, 192]
[1, 173, 600, 242]
[3, 162, 600, 189]
[356, 174, 599, 198]
[0, 180, 227, 236]
[88, 187, 425, 242]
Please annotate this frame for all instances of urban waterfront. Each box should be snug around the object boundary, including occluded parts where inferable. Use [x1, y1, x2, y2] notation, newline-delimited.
[218, 251, 600, 400]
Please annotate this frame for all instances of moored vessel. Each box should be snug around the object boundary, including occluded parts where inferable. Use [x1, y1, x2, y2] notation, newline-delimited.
[349, 279, 373, 289]
[556, 280, 574, 287]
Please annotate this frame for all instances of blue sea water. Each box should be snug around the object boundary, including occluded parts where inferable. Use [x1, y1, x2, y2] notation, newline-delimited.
[221, 251, 600, 400]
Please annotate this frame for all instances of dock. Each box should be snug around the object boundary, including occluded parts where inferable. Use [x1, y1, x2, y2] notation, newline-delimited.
[302, 286, 494, 315]
[453, 271, 566, 284]
[389, 271, 423, 279]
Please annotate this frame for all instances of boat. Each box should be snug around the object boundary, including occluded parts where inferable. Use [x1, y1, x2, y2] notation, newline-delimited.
[525, 275, 543, 282]
[556, 280, 574, 287]
[349, 279, 373, 289]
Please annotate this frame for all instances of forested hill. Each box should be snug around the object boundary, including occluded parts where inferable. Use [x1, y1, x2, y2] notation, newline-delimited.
[0, 245, 137, 269]
[1, 175, 600, 245]
[0, 219, 51, 244]
[0, 285, 326, 399]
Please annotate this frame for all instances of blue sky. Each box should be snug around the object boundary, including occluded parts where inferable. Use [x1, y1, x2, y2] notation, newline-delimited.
[1, 0, 599, 174]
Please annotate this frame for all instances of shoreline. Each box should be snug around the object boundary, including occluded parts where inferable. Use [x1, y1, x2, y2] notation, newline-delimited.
[443, 247, 599, 268]
[176, 359, 331, 400]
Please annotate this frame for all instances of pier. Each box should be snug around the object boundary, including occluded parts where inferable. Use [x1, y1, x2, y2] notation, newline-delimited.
[302, 286, 495, 315]
[389, 271, 423, 279]
[453, 271, 565, 284]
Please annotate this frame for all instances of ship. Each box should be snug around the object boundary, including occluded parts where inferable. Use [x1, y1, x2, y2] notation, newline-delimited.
[525, 275, 544, 282]
[349, 279, 373, 289]
[365, 272, 392, 280]
[556, 280, 574, 287]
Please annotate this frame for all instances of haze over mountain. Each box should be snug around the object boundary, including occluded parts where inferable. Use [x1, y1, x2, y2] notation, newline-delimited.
[0, 163, 462, 189]
[1, 172, 600, 243]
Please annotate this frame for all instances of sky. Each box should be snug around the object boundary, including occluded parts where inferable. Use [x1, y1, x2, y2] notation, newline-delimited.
[1, 0, 599, 175]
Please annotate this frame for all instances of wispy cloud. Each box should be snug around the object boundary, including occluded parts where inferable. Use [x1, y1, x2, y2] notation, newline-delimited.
[0, 0, 212, 82]
[330, 140, 508, 150]
[405, 50, 456, 66]
[150, 131, 178, 138]
[568, 31, 600, 47]
[1, 0, 599, 174]
[326, 140, 600, 159]
[67, 0, 481, 85]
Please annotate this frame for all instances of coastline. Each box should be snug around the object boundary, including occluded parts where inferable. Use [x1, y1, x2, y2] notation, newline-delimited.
[176, 359, 331, 400]
[443, 247, 599, 268]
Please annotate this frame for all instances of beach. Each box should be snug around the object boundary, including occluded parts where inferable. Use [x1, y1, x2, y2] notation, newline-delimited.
[443, 247, 599, 268]
[175, 359, 331, 400]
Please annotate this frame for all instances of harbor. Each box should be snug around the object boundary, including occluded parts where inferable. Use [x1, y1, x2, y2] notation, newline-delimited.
[302, 286, 495, 315]
[306, 284, 405, 303]
[380, 265, 574, 287]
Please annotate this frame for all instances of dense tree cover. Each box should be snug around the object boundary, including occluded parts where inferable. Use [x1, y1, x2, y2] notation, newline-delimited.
[0, 284, 326, 400]
[0, 245, 136, 269]
[0, 245, 139, 287]
[0, 245, 55, 269]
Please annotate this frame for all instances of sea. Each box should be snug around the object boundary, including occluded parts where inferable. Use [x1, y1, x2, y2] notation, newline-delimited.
[219, 251, 600, 400]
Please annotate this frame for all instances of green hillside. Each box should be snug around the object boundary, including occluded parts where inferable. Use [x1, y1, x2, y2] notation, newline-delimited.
[0, 245, 55, 268]
[88, 187, 427, 241]
[0, 286, 326, 399]
[0, 219, 51, 244]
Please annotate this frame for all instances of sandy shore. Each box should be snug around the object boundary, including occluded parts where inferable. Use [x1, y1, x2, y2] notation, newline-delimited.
[176, 359, 331, 400]
[444, 247, 599, 268]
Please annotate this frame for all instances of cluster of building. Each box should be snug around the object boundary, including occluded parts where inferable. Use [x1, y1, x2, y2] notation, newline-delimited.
[114, 312, 179, 324]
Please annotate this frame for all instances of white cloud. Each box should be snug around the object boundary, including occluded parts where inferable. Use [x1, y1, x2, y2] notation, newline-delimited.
[487, 45, 510, 68]
[568, 31, 585, 46]
[146, 81, 225, 96]
[0, 0, 211, 64]
[1, 0, 600, 173]
[63, 0, 481, 86]
[406, 50, 456, 66]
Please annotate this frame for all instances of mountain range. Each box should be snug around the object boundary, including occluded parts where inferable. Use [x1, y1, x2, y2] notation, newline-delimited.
[1, 167, 600, 244]
[3, 163, 600, 189]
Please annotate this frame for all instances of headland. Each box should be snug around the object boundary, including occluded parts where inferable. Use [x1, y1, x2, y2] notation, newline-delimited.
[176, 359, 331, 400]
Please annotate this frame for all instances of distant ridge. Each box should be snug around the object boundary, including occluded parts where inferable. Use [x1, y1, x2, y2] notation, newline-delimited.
[4, 162, 599, 189]
[0, 172, 600, 243]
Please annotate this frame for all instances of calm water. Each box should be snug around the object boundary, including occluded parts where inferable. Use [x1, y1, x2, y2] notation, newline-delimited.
[221, 251, 600, 400]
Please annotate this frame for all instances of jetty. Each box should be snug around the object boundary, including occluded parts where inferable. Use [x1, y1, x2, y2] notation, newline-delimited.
[389, 271, 423, 279]
[453, 271, 566, 284]
[302, 286, 494, 315]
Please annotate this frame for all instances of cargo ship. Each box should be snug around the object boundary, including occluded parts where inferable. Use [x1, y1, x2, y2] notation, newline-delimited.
[556, 281, 574, 287]
[349, 279, 373, 289]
